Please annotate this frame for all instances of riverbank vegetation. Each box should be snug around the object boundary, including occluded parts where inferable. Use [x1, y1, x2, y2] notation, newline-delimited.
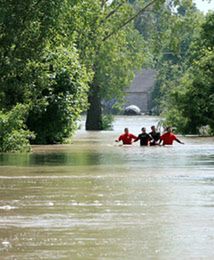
[0, 0, 213, 152]
[144, 3, 214, 134]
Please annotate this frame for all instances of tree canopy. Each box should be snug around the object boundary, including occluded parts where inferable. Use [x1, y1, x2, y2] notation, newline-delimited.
[0, 0, 213, 151]
[136, 0, 214, 134]
[163, 12, 214, 134]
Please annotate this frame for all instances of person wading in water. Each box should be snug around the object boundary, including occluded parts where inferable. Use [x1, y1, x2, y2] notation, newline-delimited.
[149, 125, 160, 146]
[134, 127, 152, 146]
[115, 128, 137, 145]
[160, 127, 184, 145]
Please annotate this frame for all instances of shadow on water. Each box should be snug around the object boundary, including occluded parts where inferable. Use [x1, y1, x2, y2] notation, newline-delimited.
[0, 144, 213, 170]
[0, 151, 122, 167]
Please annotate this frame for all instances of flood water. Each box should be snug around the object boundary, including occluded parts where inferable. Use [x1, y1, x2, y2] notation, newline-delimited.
[0, 116, 214, 259]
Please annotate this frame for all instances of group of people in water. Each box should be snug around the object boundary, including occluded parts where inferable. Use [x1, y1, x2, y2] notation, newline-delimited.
[116, 126, 184, 146]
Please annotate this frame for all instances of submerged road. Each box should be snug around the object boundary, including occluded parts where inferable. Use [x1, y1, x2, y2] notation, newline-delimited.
[0, 116, 214, 259]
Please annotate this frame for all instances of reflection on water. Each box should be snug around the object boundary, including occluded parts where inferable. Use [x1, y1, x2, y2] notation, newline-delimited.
[0, 116, 214, 259]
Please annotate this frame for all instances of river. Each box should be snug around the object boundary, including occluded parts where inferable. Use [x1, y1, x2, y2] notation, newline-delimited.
[0, 116, 214, 259]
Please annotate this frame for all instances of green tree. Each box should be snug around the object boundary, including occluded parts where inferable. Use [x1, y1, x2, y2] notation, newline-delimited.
[164, 12, 214, 134]
[0, 0, 91, 145]
[134, 0, 203, 112]
[26, 46, 90, 144]
[0, 104, 34, 152]
[86, 17, 146, 130]
[0, 0, 63, 109]
[69, 0, 159, 130]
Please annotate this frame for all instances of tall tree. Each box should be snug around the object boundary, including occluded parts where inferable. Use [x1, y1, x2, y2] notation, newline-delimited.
[134, 0, 204, 115]
[68, 0, 161, 130]
[164, 12, 214, 134]
[0, 0, 91, 144]
[0, 0, 62, 109]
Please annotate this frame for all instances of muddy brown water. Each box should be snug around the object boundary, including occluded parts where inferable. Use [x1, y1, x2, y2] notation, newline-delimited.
[0, 116, 214, 259]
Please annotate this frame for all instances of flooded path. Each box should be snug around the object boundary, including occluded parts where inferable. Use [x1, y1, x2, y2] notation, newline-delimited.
[0, 116, 214, 259]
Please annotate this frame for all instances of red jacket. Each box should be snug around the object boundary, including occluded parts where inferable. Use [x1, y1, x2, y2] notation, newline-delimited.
[160, 132, 177, 145]
[118, 133, 137, 145]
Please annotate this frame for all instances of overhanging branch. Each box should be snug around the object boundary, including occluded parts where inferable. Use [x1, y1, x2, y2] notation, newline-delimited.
[100, 0, 127, 25]
[102, 0, 159, 41]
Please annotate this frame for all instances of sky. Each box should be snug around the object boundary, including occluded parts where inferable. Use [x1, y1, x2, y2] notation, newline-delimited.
[194, 0, 214, 13]
[107, 0, 214, 13]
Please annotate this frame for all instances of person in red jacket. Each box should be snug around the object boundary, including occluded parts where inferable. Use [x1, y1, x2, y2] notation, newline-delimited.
[115, 128, 137, 145]
[160, 127, 184, 145]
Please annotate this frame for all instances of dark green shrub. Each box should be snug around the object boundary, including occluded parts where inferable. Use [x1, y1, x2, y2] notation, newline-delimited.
[27, 47, 90, 144]
[102, 114, 114, 130]
[0, 104, 34, 152]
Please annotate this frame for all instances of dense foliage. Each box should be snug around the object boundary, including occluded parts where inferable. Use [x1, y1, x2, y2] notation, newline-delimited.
[0, 104, 34, 152]
[0, 0, 213, 152]
[0, 1, 92, 145]
[164, 12, 214, 134]
[71, 0, 150, 130]
[26, 46, 90, 143]
[0, 0, 154, 150]
[136, 1, 213, 134]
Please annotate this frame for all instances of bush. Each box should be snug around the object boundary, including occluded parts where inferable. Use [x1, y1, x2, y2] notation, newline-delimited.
[0, 104, 34, 152]
[102, 114, 114, 130]
[27, 46, 90, 144]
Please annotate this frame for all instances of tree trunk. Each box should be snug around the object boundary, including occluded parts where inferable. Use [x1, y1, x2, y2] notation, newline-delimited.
[86, 84, 103, 130]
